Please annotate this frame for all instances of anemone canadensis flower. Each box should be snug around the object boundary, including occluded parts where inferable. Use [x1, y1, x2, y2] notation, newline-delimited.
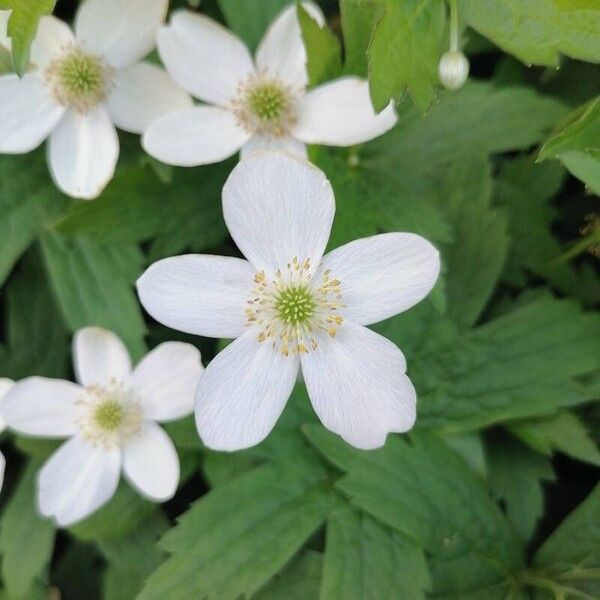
[0, 328, 202, 526]
[137, 152, 440, 451]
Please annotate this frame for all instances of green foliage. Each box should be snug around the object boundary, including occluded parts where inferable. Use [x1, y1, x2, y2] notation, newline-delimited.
[339, 0, 381, 77]
[0, 0, 56, 75]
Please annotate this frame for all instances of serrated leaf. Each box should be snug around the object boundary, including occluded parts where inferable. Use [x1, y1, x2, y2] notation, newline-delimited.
[139, 458, 336, 600]
[532, 483, 600, 599]
[304, 427, 524, 599]
[367, 0, 445, 112]
[0, 462, 56, 599]
[297, 3, 341, 86]
[459, 0, 600, 67]
[487, 433, 555, 543]
[538, 96, 600, 195]
[216, 0, 289, 51]
[321, 506, 430, 600]
[509, 411, 600, 467]
[340, 0, 382, 77]
[2, 0, 57, 75]
[39, 232, 147, 360]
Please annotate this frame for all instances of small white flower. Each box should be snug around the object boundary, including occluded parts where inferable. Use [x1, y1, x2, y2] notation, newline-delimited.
[137, 153, 440, 451]
[0, 0, 192, 199]
[0, 378, 13, 492]
[142, 2, 397, 166]
[0, 328, 203, 526]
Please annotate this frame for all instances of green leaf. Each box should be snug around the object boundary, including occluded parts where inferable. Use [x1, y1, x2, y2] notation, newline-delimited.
[321, 506, 430, 600]
[304, 427, 524, 599]
[0, 152, 70, 288]
[340, 0, 382, 76]
[367, 0, 445, 112]
[253, 551, 322, 600]
[139, 458, 336, 600]
[538, 96, 600, 195]
[297, 3, 342, 86]
[51, 541, 103, 600]
[0, 462, 56, 599]
[509, 412, 600, 467]
[39, 232, 147, 360]
[531, 483, 600, 599]
[458, 0, 600, 67]
[216, 0, 289, 51]
[487, 433, 555, 543]
[2, 0, 57, 76]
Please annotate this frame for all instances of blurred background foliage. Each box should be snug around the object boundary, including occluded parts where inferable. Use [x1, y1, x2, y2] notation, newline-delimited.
[0, 0, 599, 599]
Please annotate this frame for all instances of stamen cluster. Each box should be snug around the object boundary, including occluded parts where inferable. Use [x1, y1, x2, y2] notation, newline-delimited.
[245, 257, 344, 356]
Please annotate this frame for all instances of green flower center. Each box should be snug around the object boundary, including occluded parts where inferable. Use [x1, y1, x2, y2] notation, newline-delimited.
[275, 285, 316, 325]
[247, 82, 289, 122]
[93, 399, 124, 431]
[46, 47, 112, 112]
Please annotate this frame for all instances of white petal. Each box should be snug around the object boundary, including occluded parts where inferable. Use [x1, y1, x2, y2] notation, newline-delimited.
[38, 436, 121, 527]
[122, 421, 179, 501]
[137, 255, 255, 338]
[142, 106, 249, 166]
[48, 106, 119, 199]
[321, 233, 440, 326]
[222, 151, 334, 274]
[75, 0, 167, 68]
[73, 327, 132, 387]
[0, 378, 14, 434]
[240, 134, 307, 160]
[301, 322, 416, 450]
[0, 10, 11, 52]
[256, 2, 324, 89]
[0, 74, 64, 153]
[132, 342, 203, 422]
[195, 328, 300, 451]
[107, 62, 192, 134]
[157, 10, 255, 105]
[0, 451, 5, 492]
[0, 377, 81, 437]
[293, 77, 397, 146]
[30, 15, 76, 70]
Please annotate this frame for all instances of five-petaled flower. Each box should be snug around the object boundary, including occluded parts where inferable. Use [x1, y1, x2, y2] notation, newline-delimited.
[142, 2, 397, 166]
[0, 0, 191, 199]
[137, 153, 440, 451]
[0, 328, 202, 526]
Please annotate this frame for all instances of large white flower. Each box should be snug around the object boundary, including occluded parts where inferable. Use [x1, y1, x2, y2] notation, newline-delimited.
[0, 328, 202, 526]
[0, 378, 13, 492]
[142, 3, 397, 166]
[137, 153, 440, 451]
[0, 0, 191, 199]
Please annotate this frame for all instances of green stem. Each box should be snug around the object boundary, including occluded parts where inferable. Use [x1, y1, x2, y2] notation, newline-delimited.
[449, 0, 459, 51]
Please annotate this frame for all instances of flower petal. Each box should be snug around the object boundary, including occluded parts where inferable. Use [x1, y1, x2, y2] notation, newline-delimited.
[301, 321, 416, 450]
[321, 232, 440, 325]
[255, 2, 324, 89]
[0, 74, 64, 153]
[157, 10, 255, 105]
[75, 0, 167, 68]
[73, 327, 132, 387]
[122, 421, 179, 501]
[0, 377, 81, 437]
[137, 255, 255, 338]
[30, 15, 76, 70]
[0, 378, 14, 434]
[142, 106, 249, 166]
[195, 328, 300, 451]
[293, 77, 397, 146]
[240, 134, 307, 160]
[132, 342, 203, 422]
[38, 436, 121, 527]
[222, 151, 335, 274]
[107, 61, 192, 134]
[0, 10, 10, 51]
[48, 106, 119, 199]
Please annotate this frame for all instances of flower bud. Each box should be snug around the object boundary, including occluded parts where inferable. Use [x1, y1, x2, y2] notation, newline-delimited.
[438, 51, 470, 90]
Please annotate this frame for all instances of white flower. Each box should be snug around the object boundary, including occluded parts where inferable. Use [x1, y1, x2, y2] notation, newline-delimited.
[0, 328, 203, 526]
[0, 378, 13, 492]
[137, 153, 440, 451]
[0, 0, 191, 199]
[142, 2, 397, 166]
